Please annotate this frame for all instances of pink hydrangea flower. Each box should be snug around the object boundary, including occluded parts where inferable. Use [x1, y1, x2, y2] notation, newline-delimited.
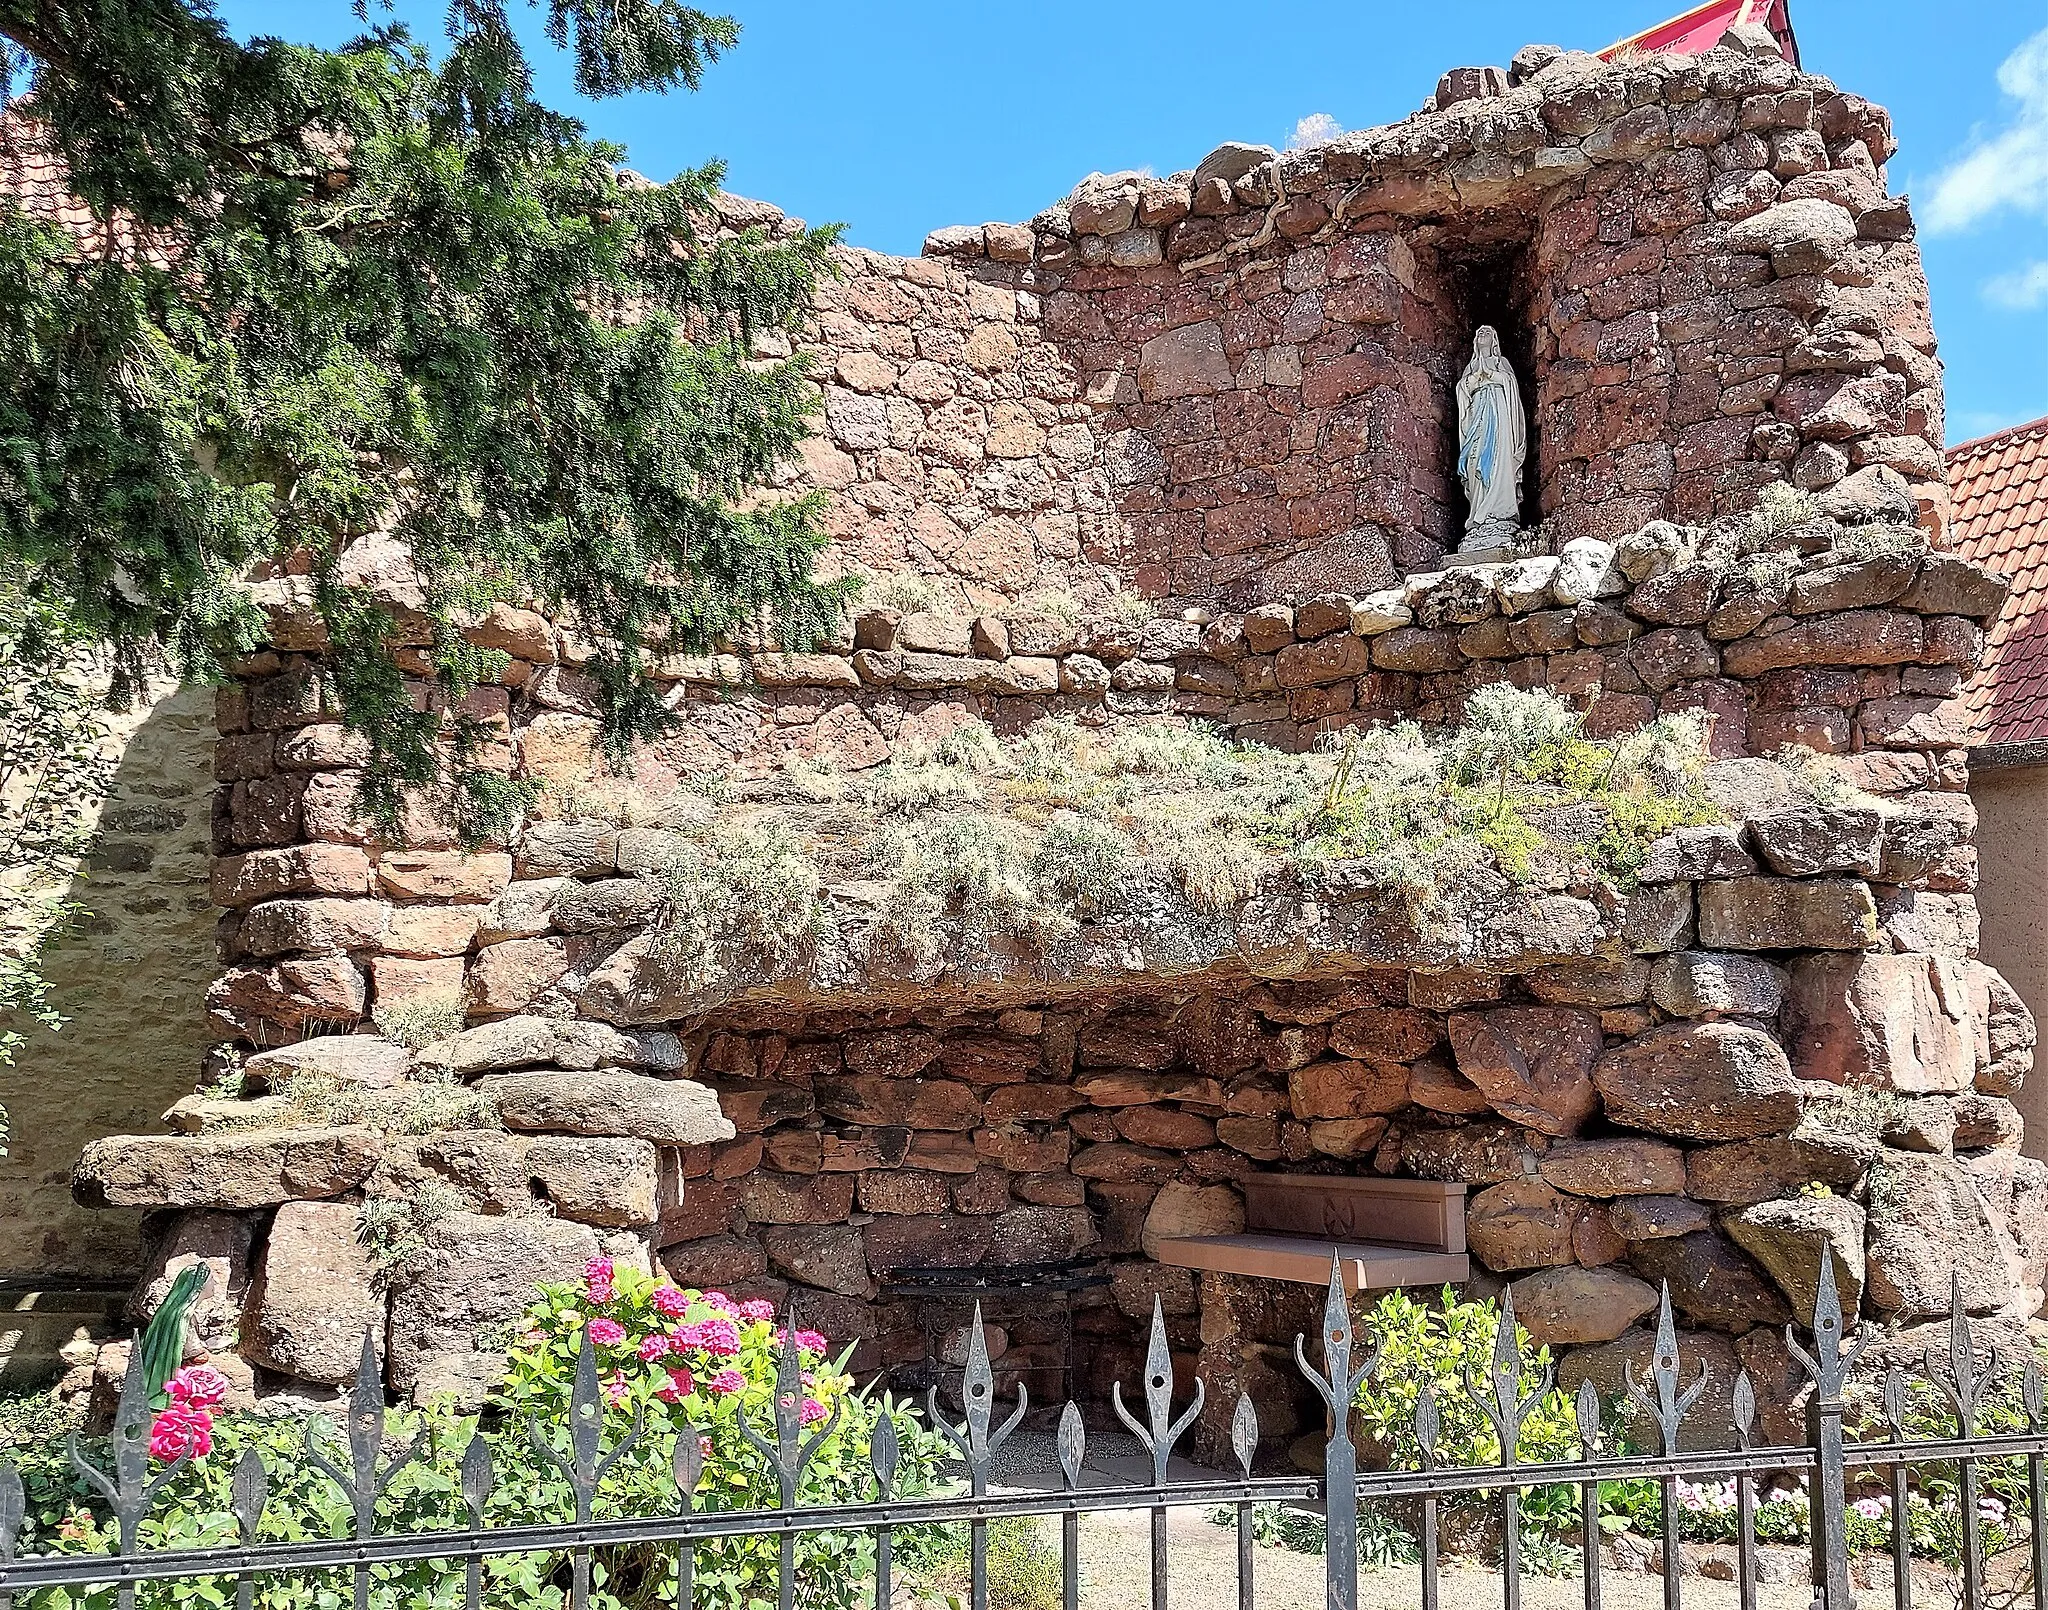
[584, 1257, 616, 1304]
[694, 1317, 741, 1356]
[586, 1318, 627, 1347]
[654, 1380, 683, 1404]
[167, 1364, 229, 1409]
[148, 1404, 213, 1462]
[701, 1292, 738, 1315]
[604, 1377, 630, 1406]
[740, 1299, 776, 1322]
[800, 1397, 828, 1426]
[794, 1330, 829, 1355]
[707, 1368, 746, 1395]
[638, 1333, 671, 1362]
[698, 1434, 714, 1460]
[666, 1364, 694, 1396]
[651, 1285, 689, 1318]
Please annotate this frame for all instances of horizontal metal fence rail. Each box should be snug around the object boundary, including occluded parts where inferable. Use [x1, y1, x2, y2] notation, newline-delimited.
[1, 1253, 2045, 1610]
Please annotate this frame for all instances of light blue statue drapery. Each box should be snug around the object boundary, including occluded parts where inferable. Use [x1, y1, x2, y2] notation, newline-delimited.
[1456, 325, 1525, 531]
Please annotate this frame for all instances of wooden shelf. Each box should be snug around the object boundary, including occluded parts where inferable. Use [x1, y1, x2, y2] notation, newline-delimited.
[1152, 1232, 1471, 1293]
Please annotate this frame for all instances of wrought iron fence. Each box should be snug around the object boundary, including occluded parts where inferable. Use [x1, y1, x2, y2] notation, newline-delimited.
[2, 1253, 2046, 1610]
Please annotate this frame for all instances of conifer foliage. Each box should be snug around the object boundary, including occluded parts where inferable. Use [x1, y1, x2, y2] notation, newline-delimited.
[0, 0, 847, 841]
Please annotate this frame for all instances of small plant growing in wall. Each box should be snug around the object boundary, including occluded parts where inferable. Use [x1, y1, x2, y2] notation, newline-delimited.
[356, 1178, 469, 1281]
[371, 994, 468, 1051]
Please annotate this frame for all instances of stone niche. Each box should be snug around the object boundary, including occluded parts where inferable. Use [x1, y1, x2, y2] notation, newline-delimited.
[871, 34, 1936, 611]
[69, 37, 2015, 1455]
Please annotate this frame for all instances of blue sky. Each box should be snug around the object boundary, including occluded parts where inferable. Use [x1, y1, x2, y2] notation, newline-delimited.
[219, 0, 2048, 441]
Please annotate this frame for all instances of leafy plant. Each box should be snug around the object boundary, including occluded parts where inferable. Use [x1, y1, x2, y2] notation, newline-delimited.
[499, 1258, 957, 1607]
[1351, 1287, 1587, 1550]
[1352, 1287, 1581, 1472]
[1206, 1501, 1420, 1568]
[5, 1263, 959, 1608]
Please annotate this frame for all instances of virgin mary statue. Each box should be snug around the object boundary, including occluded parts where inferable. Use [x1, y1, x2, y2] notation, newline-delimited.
[1456, 325, 1526, 534]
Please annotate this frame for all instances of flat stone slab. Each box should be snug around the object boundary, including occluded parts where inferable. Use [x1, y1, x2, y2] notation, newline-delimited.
[471, 1069, 735, 1145]
[74, 1127, 383, 1210]
[242, 1035, 410, 1090]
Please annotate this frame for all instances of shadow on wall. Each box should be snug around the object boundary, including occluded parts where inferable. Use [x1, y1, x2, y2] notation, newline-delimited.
[0, 684, 219, 1280]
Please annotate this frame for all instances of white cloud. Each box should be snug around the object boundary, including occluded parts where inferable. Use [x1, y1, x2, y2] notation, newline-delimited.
[1287, 113, 1343, 152]
[1986, 259, 2048, 310]
[1924, 26, 2048, 234]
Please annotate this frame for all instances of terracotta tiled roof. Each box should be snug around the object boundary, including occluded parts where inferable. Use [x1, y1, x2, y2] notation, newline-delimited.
[0, 110, 174, 266]
[1951, 416, 2048, 747]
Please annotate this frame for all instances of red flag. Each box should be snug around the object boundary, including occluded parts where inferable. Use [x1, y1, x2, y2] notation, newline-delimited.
[1599, 0, 1799, 66]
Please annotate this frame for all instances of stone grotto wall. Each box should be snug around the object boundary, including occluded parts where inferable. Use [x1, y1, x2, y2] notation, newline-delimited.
[752, 30, 1941, 617]
[65, 31, 2038, 1458]
[80, 529, 2040, 1457]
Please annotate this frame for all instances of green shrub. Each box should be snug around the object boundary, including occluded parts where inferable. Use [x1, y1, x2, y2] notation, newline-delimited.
[986, 1517, 1062, 1609]
[1206, 1502, 1419, 1568]
[1352, 1287, 1580, 1471]
[3, 1263, 958, 1609]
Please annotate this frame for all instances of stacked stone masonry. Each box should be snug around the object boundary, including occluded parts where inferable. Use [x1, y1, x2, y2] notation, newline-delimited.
[802, 36, 1938, 614]
[71, 35, 2039, 1462]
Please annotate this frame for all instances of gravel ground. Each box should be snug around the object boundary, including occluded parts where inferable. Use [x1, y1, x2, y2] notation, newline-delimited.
[915, 1502, 1963, 1610]
[922, 1434, 1970, 1610]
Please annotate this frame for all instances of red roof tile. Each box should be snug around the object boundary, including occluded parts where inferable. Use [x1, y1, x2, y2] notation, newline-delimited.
[1950, 416, 2048, 746]
[0, 111, 176, 267]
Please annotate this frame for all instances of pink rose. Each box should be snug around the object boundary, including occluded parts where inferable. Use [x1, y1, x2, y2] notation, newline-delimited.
[168, 1364, 230, 1409]
[707, 1368, 746, 1395]
[701, 1292, 738, 1315]
[694, 1317, 740, 1356]
[801, 1397, 828, 1426]
[740, 1299, 776, 1322]
[794, 1330, 829, 1355]
[586, 1318, 627, 1347]
[638, 1334, 670, 1362]
[148, 1405, 213, 1462]
[651, 1285, 689, 1318]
